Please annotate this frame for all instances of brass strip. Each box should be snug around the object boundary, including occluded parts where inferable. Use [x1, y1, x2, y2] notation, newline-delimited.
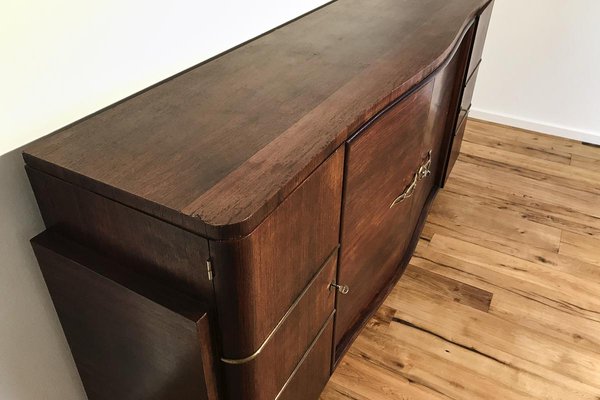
[274, 311, 335, 400]
[220, 246, 339, 365]
[390, 172, 418, 207]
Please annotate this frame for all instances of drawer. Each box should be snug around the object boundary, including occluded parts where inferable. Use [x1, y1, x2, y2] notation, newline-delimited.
[276, 315, 334, 400]
[221, 253, 336, 400]
[460, 65, 479, 119]
[457, 103, 471, 135]
[31, 230, 219, 400]
[211, 147, 344, 360]
[336, 80, 436, 355]
[467, 0, 494, 78]
[446, 112, 469, 181]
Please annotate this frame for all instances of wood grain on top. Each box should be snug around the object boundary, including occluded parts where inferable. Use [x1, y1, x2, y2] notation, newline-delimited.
[23, 0, 489, 239]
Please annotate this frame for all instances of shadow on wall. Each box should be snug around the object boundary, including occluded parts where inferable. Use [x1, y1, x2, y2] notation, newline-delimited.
[0, 148, 86, 400]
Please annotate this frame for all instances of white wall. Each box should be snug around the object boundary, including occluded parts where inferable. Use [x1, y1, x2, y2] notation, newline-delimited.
[0, 148, 87, 400]
[0, 0, 330, 155]
[0, 1, 328, 399]
[472, 0, 600, 144]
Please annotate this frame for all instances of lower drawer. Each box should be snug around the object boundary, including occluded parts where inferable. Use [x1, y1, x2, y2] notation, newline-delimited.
[221, 252, 336, 400]
[456, 103, 471, 135]
[277, 315, 334, 400]
[460, 65, 479, 118]
[446, 113, 469, 180]
[31, 230, 219, 400]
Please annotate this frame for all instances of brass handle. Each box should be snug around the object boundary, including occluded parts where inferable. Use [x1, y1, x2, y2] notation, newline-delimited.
[418, 150, 432, 180]
[390, 172, 418, 207]
[330, 283, 350, 295]
[390, 150, 432, 208]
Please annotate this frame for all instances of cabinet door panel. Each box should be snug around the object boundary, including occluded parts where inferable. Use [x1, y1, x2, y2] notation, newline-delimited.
[335, 81, 434, 355]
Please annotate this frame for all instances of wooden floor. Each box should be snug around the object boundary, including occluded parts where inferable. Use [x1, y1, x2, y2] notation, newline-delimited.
[321, 119, 600, 400]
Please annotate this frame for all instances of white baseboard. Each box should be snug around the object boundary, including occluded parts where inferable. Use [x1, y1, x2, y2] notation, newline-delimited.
[469, 108, 600, 145]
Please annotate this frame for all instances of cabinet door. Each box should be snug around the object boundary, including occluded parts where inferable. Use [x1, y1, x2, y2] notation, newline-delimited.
[467, 0, 495, 79]
[335, 81, 434, 357]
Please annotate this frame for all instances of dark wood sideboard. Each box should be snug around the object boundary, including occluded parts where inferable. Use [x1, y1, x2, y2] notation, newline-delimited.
[23, 1, 494, 398]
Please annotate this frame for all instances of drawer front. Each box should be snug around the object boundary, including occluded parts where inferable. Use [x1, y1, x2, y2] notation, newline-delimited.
[276, 315, 334, 400]
[211, 147, 344, 360]
[467, 0, 494, 78]
[457, 103, 471, 135]
[446, 113, 469, 180]
[461, 65, 480, 118]
[31, 231, 218, 400]
[336, 80, 435, 354]
[221, 255, 336, 400]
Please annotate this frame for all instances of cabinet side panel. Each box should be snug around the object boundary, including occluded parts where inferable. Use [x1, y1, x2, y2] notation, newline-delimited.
[26, 167, 213, 301]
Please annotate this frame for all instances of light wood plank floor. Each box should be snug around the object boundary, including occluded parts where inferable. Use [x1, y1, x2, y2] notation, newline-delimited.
[321, 119, 600, 400]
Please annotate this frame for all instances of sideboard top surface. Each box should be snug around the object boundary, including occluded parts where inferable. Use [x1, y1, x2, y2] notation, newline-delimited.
[24, 0, 489, 239]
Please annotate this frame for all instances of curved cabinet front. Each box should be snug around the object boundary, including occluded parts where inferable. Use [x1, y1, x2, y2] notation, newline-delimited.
[23, 1, 494, 399]
[335, 21, 479, 360]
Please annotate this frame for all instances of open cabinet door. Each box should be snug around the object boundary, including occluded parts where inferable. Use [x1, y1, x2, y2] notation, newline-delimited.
[31, 231, 219, 400]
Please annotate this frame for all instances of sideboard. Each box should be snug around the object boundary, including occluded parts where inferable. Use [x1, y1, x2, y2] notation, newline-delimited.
[23, 0, 494, 398]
